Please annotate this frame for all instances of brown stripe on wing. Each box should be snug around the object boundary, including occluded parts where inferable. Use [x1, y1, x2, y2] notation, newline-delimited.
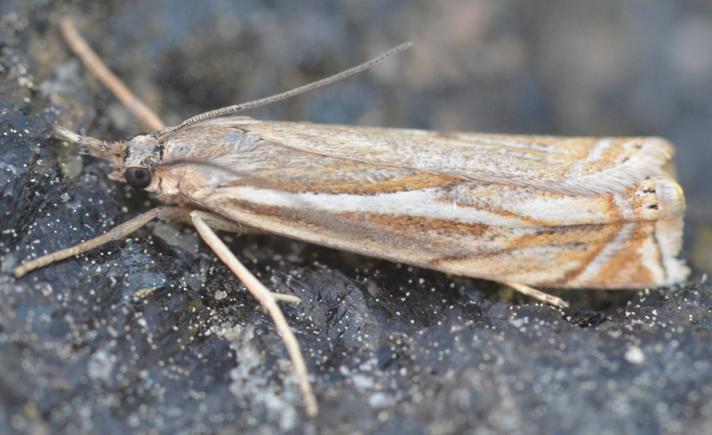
[336, 212, 490, 238]
[547, 222, 623, 286]
[576, 221, 658, 288]
[425, 221, 636, 287]
[212, 198, 464, 259]
[430, 223, 615, 263]
[329, 210, 636, 286]
[552, 190, 662, 288]
[432, 185, 572, 228]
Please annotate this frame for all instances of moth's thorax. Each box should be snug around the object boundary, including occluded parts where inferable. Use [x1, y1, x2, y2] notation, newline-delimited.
[149, 122, 261, 202]
[160, 121, 260, 161]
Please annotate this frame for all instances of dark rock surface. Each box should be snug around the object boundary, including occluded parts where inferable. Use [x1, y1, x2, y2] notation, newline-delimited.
[1, 1, 711, 434]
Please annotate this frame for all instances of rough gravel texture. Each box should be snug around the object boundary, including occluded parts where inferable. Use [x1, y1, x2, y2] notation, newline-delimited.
[1, 1, 711, 434]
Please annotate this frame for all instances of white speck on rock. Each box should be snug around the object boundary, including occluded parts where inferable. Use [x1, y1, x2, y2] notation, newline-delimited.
[352, 373, 374, 391]
[369, 392, 396, 408]
[624, 346, 645, 364]
[88, 350, 116, 382]
[1, 254, 17, 273]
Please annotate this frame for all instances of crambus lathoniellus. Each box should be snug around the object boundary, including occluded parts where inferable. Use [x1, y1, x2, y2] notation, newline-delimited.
[14, 18, 689, 416]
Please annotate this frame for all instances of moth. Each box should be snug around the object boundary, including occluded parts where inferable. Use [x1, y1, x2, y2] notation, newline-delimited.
[14, 18, 689, 417]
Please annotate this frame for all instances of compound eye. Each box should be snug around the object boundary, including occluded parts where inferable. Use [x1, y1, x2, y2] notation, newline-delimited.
[124, 167, 152, 188]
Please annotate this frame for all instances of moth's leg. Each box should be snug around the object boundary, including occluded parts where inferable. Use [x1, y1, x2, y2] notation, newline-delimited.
[198, 209, 264, 235]
[14, 206, 190, 278]
[192, 212, 244, 233]
[188, 210, 300, 304]
[60, 17, 164, 130]
[504, 282, 569, 309]
[190, 210, 318, 416]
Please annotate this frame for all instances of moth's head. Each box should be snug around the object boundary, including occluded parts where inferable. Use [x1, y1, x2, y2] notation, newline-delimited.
[121, 133, 162, 189]
[55, 126, 161, 190]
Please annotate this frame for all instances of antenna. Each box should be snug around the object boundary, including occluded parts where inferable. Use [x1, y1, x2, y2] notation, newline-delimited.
[162, 42, 413, 134]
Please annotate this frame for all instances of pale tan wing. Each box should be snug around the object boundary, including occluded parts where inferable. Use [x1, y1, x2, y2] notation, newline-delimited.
[218, 118, 676, 196]
[156, 122, 687, 290]
[170, 163, 687, 289]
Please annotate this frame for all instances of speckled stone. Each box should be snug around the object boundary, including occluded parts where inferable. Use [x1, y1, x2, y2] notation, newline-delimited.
[2, 1, 712, 434]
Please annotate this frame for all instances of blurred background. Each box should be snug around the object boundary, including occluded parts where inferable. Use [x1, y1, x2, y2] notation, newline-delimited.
[38, 0, 710, 272]
[2, 1, 712, 433]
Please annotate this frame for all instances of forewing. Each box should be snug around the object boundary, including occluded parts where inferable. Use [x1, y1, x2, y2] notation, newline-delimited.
[157, 118, 686, 289]
[229, 118, 676, 195]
